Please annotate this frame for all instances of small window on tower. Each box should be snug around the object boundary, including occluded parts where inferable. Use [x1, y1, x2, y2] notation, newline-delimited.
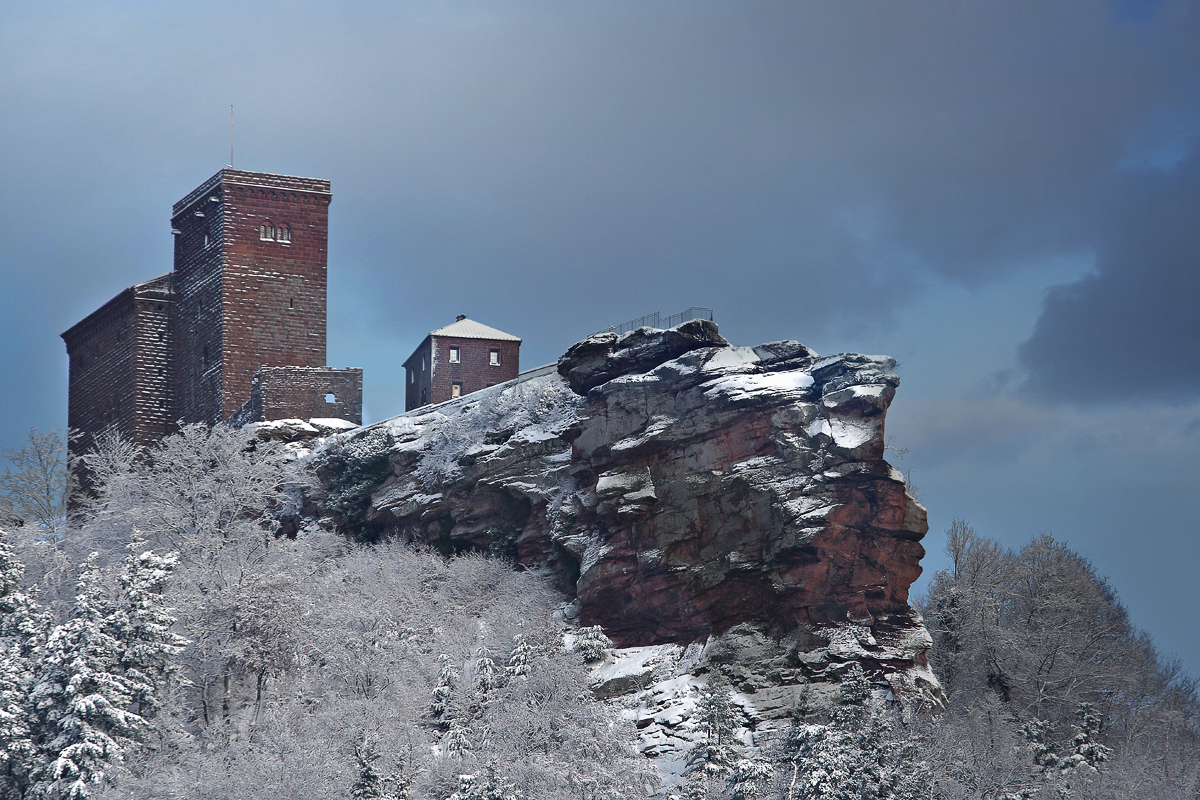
[260, 223, 275, 241]
[451, 382, 463, 398]
[278, 225, 291, 243]
[449, 347, 460, 363]
[325, 393, 336, 404]
[489, 349, 501, 366]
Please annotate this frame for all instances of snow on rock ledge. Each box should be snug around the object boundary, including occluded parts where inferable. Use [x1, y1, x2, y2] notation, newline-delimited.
[311, 323, 944, 720]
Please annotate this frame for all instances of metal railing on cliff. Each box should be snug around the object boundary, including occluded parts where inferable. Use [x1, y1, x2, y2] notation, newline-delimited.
[596, 306, 714, 336]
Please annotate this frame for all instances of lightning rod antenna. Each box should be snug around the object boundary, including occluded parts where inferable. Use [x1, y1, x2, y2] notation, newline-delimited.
[230, 105, 235, 167]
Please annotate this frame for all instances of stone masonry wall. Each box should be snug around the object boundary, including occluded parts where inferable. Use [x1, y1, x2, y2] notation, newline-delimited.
[238, 366, 362, 424]
[172, 172, 227, 425]
[63, 276, 173, 459]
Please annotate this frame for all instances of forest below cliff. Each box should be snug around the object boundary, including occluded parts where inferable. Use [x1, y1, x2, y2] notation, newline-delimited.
[1, 421, 1198, 800]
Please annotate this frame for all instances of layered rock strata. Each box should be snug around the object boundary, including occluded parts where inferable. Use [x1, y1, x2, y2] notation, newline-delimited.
[313, 321, 943, 732]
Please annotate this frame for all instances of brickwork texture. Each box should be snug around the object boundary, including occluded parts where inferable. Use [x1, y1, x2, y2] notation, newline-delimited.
[64, 168, 359, 461]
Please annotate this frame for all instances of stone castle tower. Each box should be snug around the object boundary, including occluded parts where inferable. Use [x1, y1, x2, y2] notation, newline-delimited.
[63, 169, 361, 461]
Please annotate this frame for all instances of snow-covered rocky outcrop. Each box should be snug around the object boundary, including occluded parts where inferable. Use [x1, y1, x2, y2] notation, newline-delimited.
[311, 320, 944, 763]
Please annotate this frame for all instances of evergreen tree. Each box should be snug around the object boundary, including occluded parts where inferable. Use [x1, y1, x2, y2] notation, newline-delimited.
[1066, 703, 1110, 769]
[111, 540, 188, 717]
[782, 664, 930, 800]
[431, 654, 459, 718]
[506, 634, 534, 678]
[446, 764, 523, 800]
[29, 554, 146, 800]
[352, 739, 385, 799]
[727, 755, 773, 800]
[475, 646, 498, 694]
[0, 533, 47, 656]
[0, 647, 36, 800]
[682, 675, 739, 799]
[0, 534, 43, 797]
[573, 626, 612, 663]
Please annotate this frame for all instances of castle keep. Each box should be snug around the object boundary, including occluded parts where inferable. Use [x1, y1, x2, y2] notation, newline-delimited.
[63, 169, 362, 459]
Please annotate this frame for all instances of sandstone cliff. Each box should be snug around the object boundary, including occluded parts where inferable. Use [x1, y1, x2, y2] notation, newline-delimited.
[310, 321, 943, 764]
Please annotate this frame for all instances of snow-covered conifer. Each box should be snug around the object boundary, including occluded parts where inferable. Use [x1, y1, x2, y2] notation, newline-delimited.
[352, 739, 385, 799]
[446, 764, 523, 800]
[572, 625, 612, 663]
[431, 654, 459, 718]
[29, 553, 146, 800]
[445, 717, 472, 759]
[0, 533, 47, 656]
[475, 647, 498, 694]
[682, 675, 739, 798]
[727, 755, 772, 799]
[782, 663, 929, 800]
[0, 647, 36, 800]
[0, 534, 43, 799]
[506, 634, 534, 677]
[111, 539, 187, 717]
[1066, 703, 1110, 769]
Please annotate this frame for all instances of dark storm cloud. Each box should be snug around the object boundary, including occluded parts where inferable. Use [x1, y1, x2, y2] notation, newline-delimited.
[1020, 141, 1200, 403]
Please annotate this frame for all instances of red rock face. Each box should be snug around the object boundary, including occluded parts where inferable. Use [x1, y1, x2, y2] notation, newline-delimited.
[340, 324, 935, 700]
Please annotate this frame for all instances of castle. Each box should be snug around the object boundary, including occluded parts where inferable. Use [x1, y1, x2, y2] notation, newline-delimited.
[62, 169, 363, 462]
[62, 167, 524, 464]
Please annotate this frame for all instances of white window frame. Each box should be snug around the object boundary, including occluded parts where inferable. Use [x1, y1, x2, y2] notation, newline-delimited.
[489, 349, 501, 367]
[449, 347, 461, 363]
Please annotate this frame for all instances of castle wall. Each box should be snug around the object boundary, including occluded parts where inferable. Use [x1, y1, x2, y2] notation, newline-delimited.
[231, 366, 363, 425]
[62, 276, 173, 459]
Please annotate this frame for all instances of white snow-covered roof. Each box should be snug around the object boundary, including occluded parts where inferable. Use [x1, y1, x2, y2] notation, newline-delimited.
[429, 317, 522, 342]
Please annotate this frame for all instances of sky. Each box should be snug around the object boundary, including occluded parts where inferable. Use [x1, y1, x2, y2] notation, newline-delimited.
[2, 1, 1199, 675]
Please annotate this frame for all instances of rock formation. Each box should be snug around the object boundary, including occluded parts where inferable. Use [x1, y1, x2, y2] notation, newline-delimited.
[311, 321, 943, 766]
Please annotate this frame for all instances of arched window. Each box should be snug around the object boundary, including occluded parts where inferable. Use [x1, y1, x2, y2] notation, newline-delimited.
[278, 225, 291, 243]
[259, 222, 275, 241]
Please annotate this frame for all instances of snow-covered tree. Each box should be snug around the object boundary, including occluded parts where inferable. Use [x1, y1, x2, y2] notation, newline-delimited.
[781, 664, 929, 800]
[110, 540, 187, 717]
[475, 647, 498, 694]
[446, 765, 523, 800]
[0, 533, 43, 798]
[0, 647, 36, 800]
[432, 654, 459, 718]
[1065, 702, 1110, 770]
[572, 626, 612, 663]
[0, 532, 48, 656]
[30, 554, 146, 800]
[726, 755, 772, 800]
[682, 675, 739, 799]
[506, 635, 534, 678]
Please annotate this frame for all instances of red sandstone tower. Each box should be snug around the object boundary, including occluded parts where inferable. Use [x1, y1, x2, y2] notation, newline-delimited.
[63, 169, 361, 468]
[171, 169, 332, 424]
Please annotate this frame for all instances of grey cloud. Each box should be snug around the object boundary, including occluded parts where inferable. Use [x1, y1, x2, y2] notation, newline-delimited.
[1019, 140, 1200, 403]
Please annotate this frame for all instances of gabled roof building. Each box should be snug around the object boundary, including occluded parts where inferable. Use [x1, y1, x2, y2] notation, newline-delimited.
[403, 316, 521, 410]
